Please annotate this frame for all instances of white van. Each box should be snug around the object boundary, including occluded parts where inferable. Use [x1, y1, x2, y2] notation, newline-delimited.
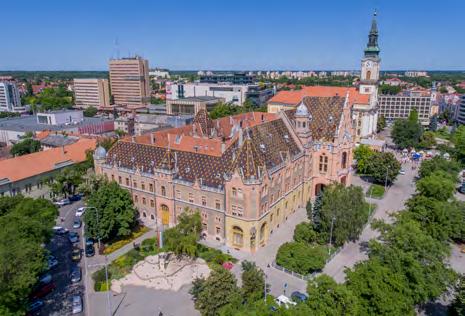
[275, 295, 297, 309]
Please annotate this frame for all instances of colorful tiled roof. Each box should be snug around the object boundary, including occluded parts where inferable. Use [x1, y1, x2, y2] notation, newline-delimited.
[0, 138, 96, 183]
[268, 86, 369, 106]
[285, 96, 346, 141]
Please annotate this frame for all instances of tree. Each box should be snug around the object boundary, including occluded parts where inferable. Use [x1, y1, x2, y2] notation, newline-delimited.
[164, 211, 202, 257]
[276, 242, 327, 275]
[452, 125, 465, 165]
[365, 151, 401, 185]
[391, 109, 423, 149]
[98, 137, 117, 151]
[312, 192, 323, 229]
[450, 276, 465, 316]
[419, 131, 437, 149]
[377, 115, 386, 132]
[429, 114, 438, 131]
[194, 267, 241, 316]
[416, 171, 456, 201]
[83, 106, 98, 117]
[316, 184, 369, 247]
[379, 84, 401, 95]
[354, 144, 375, 174]
[306, 275, 360, 316]
[305, 200, 312, 220]
[50, 167, 84, 197]
[0, 196, 57, 315]
[241, 261, 265, 302]
[84, 181, 138, 242]
[293, 222, 317, 244]
[10, 138, 41, 156]
[77, 173, 107, 197]
[418, 156, 460, 180]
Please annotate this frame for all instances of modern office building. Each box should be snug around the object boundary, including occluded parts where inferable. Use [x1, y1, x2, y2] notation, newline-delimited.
[0, 82, 24, 112]
[95, 94, 355, 252]
[199, 72, 255, 85]
[166, 96, 224, 115]
[114, 113, 194, 136]
[109, 56, 150, 107]
[457, 95, 465, 125]
[73, 78, 110, 108]
[378, 92, 432, 125]
[167, 82, 273, 106]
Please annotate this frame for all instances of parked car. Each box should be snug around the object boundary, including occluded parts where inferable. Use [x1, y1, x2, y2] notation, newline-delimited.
[54, 198, 70, 207]
[75, 206, 87, 217]
[68, 232, 79, 243]
[85, 237, 94, 246]
[39, 273, 52, 285]
[72, 295, 83, 314]
[30, 282, 56, 300]
[53, 226, 68, 235]
[85, 243, 95, 257]
[47, 255, 58, 270]
[69, 194, 82, 202]
[28, 300, 44, 313]
[71, 247, 81, 262]
[399, 169, 406, 175]
[291, 291, 308, 303]
[458, 183, 465, 194]
[73, 218, 81, 229]
[275, 295, 297, 309]
[70, 266, 82, 283]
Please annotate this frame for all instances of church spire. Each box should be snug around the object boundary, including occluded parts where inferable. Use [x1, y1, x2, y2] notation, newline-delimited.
[364, 10, 380, 58]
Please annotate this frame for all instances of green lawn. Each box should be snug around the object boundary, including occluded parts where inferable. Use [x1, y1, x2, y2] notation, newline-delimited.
[366, 184, 385, 199]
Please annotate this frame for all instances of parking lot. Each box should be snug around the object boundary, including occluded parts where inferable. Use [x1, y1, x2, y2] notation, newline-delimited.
[38, 199, 88, 316]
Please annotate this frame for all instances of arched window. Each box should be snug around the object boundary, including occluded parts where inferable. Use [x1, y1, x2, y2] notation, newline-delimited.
[366, 70, 372, 80]
[232, 226, 244, 247]
[161, 186, 166, 197]
[341, 152, 348, 169]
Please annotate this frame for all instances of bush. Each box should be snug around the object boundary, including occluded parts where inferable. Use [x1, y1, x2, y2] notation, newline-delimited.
[276, 242, 328, 275]
[293, 223, 318, 244]
[197, 244, 237, 266]
[366, 184, 385, 199]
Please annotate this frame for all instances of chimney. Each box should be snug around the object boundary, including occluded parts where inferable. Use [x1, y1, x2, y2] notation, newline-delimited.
[221, 142, 226, 153]
[150, 133, 154, 144]
[131, 136, 135, 143]
[238, 128, 243, 146]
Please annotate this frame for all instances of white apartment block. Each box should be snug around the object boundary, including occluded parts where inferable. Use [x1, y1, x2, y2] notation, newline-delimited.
[167, 82, 249, 105]
[378, 94, 432, 125]
[73, 79, 110, 108]
[0, 82, 24, 112]
[404, 71, 429, 78]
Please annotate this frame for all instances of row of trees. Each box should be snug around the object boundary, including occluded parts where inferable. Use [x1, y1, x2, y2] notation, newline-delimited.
[0, 196, 58, 315]
[209, 101, 266, 120]
[354, 145, 401, 184]
[10, 137, 41, 157]
[275, 184, 370, 275]
[23, 84, 74, 112]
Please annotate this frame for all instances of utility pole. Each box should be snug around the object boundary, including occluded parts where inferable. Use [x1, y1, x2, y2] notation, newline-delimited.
[328, 216, 336, 255]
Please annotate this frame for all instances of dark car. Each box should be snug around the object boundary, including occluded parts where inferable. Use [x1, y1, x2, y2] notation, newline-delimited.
[291, 291, 308, 303]
[70, 266, 82, 283]
[71, 247, 81, 262]
[68, 231, 79, 243]
[69, 194, 82, 202]
[73, 218, 81, 229]
[459, 183, 465, 194]
[30, 282, 56, 300]
[28, 300, 44, 313]
[85, 237, 94, 246]
[85, 244, 95, 257]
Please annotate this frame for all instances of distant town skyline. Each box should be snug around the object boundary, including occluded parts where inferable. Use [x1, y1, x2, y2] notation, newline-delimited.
[2, 0, 465, 71]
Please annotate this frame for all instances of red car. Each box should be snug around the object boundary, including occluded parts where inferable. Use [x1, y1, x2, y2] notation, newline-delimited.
[30, 282, 56, 300]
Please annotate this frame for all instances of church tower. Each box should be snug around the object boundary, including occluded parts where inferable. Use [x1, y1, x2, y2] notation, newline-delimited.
[359, 11, 381, 96]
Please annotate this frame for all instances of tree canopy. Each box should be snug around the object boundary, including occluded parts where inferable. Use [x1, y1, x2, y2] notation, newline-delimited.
[84, 181, 138, 242]
[10, 138, 41, 156]
[164, 211, 202, 257]
[365, 151, 401, 185]
[391, 109, 423, 149]
[83, 106, 98, 117]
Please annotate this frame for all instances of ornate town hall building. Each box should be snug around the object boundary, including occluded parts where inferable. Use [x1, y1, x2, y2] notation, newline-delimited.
[95, 94, 354, 252]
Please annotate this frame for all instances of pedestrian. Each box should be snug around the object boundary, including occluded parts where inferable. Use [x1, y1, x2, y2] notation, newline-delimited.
[60, 216, 64, 223]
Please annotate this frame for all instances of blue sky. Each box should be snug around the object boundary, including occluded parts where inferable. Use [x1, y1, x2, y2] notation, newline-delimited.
[1, 0, 464, 71]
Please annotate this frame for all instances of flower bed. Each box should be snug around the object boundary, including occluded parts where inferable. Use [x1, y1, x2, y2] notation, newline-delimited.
[102, 226, 150, 255]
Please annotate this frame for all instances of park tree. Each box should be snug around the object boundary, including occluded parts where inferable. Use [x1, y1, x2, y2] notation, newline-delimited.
[10, 138, 41, 156]
[452, 125, 465, 164]
[194, 267, 241, 316]
[391, 109, 423, 149]
[418, 156, 460, 180]
[353, 144, 374, 174]
[77, 173, 107, 196]
[429, 114, 438, 131]
[365, 151, 401, 185]
[241, 261, 265, 302]
[50, 166, 84, 197]
[276, 242, 327, 275]
[419, 131, 437, 149]
[316, 184, 370, 247]
[293, 222, 317, 244]
[376, 115, 386, 132]
[83, 106, 98, 117]
[306, 275, 360, 316]
[415, 171, 456, 201]
[164, 211, 202, 257]
[84, 181, 138, 242]
[312, 192, 323, 229]
[450, 276, 465, 316]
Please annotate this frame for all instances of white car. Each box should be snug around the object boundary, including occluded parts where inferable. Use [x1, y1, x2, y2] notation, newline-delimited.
[275, 295, 297, 309]
[72, 295, 83, 314]
[75, 207, 87, 217]
[399, 169, 406, 175]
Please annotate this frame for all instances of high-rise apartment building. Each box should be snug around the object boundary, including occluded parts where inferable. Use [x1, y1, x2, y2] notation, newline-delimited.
[73, 79, 110, 108]
[0, 82, 24, 112]
[456, 95, 465, 125]
[109, 56, 150, 107]
[378, 92, 432, 125]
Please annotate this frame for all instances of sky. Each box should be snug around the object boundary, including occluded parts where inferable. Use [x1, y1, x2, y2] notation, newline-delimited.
[1, 0, 465, 71]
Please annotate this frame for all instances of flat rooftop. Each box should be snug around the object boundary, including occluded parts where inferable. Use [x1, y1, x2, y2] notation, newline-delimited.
[0, 115, 112, 133]
[171, 96, 223, 102]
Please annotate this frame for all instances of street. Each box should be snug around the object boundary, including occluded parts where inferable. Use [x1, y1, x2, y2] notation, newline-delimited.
[40, 199, 86, 316]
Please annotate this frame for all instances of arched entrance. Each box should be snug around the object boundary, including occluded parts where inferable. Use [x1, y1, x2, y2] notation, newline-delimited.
[315, 183, 326, 196]
[232, 226, 244, 247]
[161, 204, 169, 225]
